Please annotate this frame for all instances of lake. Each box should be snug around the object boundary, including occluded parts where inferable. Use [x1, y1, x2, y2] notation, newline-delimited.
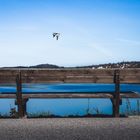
[0, 83, 140, 116]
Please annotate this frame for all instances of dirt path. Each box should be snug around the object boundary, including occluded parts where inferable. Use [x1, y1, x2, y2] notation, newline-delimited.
[0, 117, 140, 140]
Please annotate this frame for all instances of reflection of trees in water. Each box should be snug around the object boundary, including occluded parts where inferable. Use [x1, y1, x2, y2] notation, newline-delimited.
[86, 99, 102, 115]
[125, 99, 140, 115]
[137, 100, 140, 115]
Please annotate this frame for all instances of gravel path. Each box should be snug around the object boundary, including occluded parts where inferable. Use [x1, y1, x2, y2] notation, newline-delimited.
[0, 117, 140, 140]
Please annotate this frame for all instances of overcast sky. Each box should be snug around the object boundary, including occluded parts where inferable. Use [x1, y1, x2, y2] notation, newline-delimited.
[0, 0, 140, 67]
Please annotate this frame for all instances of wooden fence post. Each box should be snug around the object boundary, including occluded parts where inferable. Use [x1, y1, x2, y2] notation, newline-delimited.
[16, 71, 24, 118]
[113, 70, 120, 117]
[23, 98, 29, 117]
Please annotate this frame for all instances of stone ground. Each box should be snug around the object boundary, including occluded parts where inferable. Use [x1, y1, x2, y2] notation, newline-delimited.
[0, 117, 140, 140]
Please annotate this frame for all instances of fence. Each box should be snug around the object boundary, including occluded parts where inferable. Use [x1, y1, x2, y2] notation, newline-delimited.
[0, 68, 140, 118]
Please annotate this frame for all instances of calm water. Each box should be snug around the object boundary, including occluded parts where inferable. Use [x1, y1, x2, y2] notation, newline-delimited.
[0, 84, 140, 116]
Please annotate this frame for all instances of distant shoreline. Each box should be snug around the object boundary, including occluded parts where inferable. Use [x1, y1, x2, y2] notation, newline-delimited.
[1, 61, 140, 69]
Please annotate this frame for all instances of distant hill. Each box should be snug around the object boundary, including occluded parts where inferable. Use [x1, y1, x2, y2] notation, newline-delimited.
[1, 61, 140, 69]
[2, 64, 63, 69]
[29, 64, 62, 68]
[76, 61, 140, 69]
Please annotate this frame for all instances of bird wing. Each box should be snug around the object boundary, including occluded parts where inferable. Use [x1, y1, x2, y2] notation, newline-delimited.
[56, 35, 59, 40]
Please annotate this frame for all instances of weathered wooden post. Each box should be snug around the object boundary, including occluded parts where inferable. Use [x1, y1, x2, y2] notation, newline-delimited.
[23, 98, 29, 117]
[113, 70, 121, 117]
[16, 71, 24, 118]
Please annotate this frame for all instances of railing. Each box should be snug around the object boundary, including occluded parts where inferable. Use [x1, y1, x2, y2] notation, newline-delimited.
[0, 68, 140, 118]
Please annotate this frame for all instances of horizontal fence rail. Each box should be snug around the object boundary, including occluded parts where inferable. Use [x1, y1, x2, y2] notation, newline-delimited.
[0, 68, 140, 118]
[0, 68, 140, 83]
[0, 92, 140, 99]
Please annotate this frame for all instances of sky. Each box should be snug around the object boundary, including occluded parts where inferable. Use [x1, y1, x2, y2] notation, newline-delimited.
[0, 0, 140, 67]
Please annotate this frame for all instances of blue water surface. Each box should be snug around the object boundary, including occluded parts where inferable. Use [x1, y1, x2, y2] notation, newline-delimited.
[0, 84, 140, 116]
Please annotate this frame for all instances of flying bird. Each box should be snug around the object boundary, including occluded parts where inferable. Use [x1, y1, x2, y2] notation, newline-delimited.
[53, 33, 60, 40]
